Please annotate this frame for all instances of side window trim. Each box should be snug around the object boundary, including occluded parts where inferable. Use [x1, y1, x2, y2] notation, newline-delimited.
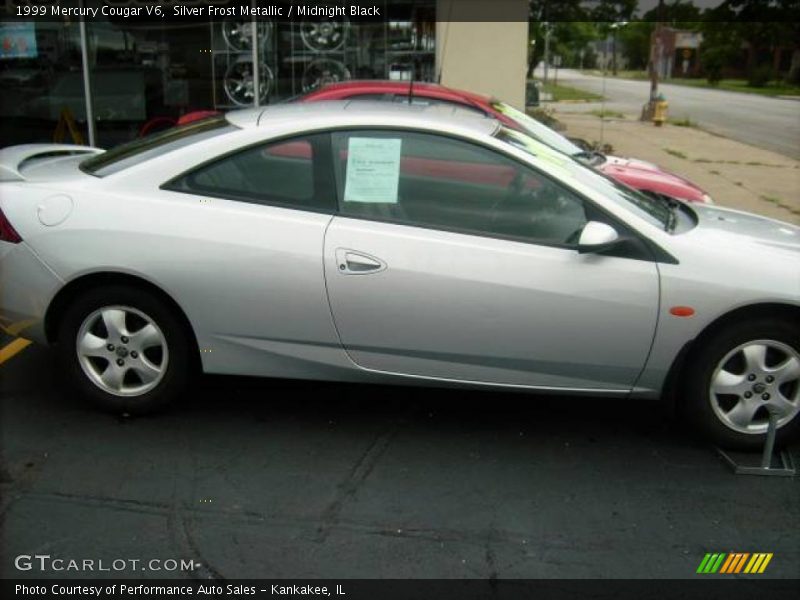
[161, 132, 338, 215]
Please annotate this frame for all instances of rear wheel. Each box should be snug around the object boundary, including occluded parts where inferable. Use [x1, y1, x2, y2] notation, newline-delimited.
[57, 285, 191, 414]
[683, 318, 800, 449]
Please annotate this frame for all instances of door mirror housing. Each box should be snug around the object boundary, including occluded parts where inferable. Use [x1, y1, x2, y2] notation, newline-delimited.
[578, 221, 620, 254]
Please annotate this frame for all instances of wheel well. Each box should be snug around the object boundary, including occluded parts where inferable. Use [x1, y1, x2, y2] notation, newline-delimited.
[45, 272, 201, 368]
[662, 302, 800, 406]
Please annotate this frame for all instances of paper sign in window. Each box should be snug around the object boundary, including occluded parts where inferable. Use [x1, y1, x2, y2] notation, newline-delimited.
[343, 138, 402, 203]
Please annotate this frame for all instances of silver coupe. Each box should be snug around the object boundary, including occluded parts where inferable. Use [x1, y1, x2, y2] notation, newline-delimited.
[0, 102, 797, 449]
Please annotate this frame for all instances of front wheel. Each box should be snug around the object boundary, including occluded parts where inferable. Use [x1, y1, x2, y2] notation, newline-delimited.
[683, 318, 800, 450]
[57, 285, 192, 414]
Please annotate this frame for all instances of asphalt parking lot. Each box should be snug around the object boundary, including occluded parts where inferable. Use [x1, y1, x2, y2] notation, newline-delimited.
[1, 343, 798, 580]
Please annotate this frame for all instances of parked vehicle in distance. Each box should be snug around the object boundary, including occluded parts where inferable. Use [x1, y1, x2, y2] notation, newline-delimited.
[1, 102, 797, 450]
[300, 81, 714, 205]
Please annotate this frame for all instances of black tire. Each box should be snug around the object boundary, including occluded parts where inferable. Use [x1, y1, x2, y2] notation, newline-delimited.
[682, 318, 800, 450]
[57, 285, 192, 414]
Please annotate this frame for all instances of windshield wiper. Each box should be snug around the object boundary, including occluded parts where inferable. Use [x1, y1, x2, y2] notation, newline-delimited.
[659, 197, 681, 232]
[573, 151, 605, 166]
[643, 192, 680, 231]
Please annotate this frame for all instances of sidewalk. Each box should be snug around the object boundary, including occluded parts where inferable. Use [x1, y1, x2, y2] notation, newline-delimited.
[550, 110, 800, 224]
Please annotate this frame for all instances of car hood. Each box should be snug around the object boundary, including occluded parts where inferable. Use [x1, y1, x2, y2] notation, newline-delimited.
[605, 155, 661, 172]
[690, 204, 800, 253]
[600, 155, 709, 203]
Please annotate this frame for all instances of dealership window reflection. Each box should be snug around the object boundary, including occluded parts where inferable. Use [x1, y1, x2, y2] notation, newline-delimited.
[0, 21, 88, 147]
[1, 1, 436, 149]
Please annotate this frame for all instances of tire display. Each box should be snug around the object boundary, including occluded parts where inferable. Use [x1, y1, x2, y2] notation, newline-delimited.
[300, 18, 349, 52]
[222, 19, 273, 52]
[301, 58, 351, 93]
[223, 59, 274, 106]
[208, 15, 433, 109]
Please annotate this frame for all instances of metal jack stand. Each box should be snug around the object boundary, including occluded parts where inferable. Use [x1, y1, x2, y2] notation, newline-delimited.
[716, 408, 796, 477]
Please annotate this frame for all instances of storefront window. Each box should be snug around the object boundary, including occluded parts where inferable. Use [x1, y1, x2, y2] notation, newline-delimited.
[2, 0, 436, 149]
[0, 20, 88, 146]
[87, 17, 214, 147]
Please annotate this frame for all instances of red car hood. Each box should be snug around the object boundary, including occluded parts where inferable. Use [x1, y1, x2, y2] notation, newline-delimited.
[600, 155, 711, 203]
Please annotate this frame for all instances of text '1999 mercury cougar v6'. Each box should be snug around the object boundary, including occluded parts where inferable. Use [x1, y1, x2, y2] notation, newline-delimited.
[0, 102, 798, 449]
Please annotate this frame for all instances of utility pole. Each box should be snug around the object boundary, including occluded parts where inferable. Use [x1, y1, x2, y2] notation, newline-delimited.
[543, 22, 551, 84]
[612, 25, 618, 75]
[644, 0, 665, 120]
[78, 0, 95, 146]
[610, 22, 628, 77]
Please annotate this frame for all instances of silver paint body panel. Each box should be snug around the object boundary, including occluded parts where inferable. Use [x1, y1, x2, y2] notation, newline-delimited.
[1, 102, 797, 398]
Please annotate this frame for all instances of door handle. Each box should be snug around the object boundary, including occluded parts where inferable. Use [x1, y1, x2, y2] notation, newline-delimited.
[335, 249, 387, 275]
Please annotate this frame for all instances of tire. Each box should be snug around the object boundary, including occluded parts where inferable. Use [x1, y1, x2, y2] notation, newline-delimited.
[57, 285, 192, 414]
[682, 318, 800, 450]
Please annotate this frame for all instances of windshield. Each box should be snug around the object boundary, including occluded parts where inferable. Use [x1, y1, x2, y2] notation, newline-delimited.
[496, 128, 671, 229]
[491, 101, 585, 157]
[81, 115, 236, 177]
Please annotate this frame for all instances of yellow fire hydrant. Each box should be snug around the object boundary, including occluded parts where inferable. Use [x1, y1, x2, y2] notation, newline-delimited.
[653, 94, 669, 127]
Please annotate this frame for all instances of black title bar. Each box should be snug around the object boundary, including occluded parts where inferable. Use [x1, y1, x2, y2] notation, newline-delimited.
[3, 0, 796, 24]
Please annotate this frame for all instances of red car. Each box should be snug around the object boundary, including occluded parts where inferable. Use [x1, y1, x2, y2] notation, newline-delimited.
[299, 80, 713, 204]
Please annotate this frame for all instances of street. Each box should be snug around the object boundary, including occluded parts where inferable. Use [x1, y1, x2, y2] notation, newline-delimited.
[548, 70, 800, 160]
[2, 344, 798, 580]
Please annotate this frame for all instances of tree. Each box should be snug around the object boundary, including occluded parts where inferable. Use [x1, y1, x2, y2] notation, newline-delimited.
[642, 0, 702, 23]
[701, 1, 800, 84]
[526, 1, 593, 78]
[589, 0, 637, 22]
[615, 2, 702, 73]
[618, 22, 653, 70]
[773, 1, 800, 83]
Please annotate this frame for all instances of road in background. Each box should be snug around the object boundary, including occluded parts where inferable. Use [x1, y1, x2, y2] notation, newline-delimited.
[546, 69, 800, 160]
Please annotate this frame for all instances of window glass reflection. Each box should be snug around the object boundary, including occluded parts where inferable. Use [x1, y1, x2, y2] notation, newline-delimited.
[2, 0, 436, 149]
[0, 21, 88, 146]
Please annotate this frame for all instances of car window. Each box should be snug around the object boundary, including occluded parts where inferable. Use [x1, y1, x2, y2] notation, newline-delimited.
[167, 134, 334, 212]
[491, 101, 584, 157]
[496, 127, 670, 229]
[331, 130, 587, 246]
[81, 115, 236, 177]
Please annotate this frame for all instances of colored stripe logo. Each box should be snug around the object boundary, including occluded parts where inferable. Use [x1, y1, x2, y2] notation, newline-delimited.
[697, 553, 773, 574]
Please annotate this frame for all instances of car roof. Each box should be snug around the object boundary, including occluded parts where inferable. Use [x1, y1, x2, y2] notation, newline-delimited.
[225, 100, 500, 138]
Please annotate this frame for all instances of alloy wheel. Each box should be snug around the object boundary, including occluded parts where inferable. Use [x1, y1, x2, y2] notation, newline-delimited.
[76, 305, 169, 397]
[709, 339, 800, 434]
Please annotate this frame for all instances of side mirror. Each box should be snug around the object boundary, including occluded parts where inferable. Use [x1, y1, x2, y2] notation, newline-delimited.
[578, 221, 620, 254]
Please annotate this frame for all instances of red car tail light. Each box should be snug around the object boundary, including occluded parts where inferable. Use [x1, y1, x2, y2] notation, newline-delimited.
[0, 207, 22, 243]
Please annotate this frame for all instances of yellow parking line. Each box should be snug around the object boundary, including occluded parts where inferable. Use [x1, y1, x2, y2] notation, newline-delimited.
[0, 338, 32, 365]
[0, 318, 36, 337]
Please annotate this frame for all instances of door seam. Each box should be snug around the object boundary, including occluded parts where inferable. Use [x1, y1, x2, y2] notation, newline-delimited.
[321, 215, 362, 369]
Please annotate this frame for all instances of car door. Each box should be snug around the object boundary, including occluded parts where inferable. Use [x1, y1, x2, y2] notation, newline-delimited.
[157, 133, 349, 379]
[323, 129, 660, 391]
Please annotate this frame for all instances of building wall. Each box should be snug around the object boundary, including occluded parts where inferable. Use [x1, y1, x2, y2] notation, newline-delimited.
[435, 0, 528, 108]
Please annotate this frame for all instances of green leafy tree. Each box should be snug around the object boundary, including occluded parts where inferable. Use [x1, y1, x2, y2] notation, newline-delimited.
[526, 1, 593, 78]
[618, 22, 653, 70]
[701, 1, 800, 85]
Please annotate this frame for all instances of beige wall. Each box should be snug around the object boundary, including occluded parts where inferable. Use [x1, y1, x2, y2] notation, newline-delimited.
[435, 1, 528, 108]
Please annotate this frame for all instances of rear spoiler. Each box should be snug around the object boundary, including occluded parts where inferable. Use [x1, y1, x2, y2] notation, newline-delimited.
[0, 144, 103, 182]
